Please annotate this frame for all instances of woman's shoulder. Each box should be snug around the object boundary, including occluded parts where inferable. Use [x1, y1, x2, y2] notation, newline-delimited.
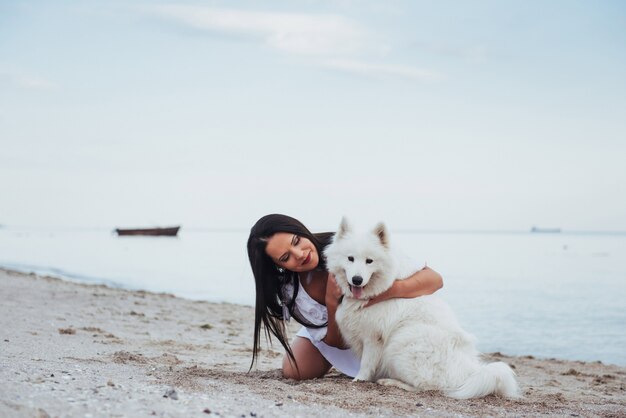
[299, 270, 327, 305]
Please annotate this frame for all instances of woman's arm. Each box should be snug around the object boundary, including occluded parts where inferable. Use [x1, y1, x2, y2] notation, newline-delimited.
[322, 273, 348, 348]
[364, 266, 443, 307]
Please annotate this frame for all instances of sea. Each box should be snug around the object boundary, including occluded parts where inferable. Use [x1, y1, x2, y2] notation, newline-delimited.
[1, 226, 624, 366]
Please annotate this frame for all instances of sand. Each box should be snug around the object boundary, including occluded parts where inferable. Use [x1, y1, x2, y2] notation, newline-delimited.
[1, 268, 624, 418]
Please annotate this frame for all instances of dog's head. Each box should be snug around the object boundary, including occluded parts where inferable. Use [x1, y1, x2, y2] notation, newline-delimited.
[324, 217, 395, 300]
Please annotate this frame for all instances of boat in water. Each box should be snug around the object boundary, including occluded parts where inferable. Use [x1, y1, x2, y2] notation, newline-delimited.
[115, 226, 181, 236]
[530, 226, 561, 233]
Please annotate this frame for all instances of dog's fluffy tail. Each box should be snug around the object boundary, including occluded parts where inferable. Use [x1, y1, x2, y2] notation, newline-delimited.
[445, 362, 520, 399]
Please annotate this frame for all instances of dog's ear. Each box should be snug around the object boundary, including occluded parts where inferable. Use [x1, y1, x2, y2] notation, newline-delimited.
[372, 222, 389, 248]
[337, 216, 352, 239]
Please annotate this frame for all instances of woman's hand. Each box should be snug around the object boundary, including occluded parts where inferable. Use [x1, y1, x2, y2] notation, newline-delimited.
[325, 272, 343, 310]
[364, 266, 443, 308]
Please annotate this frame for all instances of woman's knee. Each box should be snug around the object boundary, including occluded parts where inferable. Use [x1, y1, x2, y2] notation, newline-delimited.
[282, 355, 327, 380]
[282, 354, 301, 380]
[281, 337, 331, 380]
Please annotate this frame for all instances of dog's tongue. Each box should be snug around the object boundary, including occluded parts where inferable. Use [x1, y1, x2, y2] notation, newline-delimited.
[351, 286, 363, 299]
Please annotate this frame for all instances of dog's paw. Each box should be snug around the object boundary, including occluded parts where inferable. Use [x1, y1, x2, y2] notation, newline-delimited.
[352, 373, 371, 383]
[377, 378, 418, 392]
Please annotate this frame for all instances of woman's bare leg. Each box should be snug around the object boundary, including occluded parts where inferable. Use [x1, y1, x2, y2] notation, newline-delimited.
[282, 336, 331, 380]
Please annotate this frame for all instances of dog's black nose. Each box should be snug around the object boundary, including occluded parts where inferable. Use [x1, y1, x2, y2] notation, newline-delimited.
[352, 276, 363, 286]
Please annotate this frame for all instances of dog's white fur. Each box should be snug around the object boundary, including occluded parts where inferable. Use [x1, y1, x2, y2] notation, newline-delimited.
[324, 218, 520, 399]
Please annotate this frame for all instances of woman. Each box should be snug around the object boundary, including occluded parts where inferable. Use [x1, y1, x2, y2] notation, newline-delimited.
[247, 214, 443, 380]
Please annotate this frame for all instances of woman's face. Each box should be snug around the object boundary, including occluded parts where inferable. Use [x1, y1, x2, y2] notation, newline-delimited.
[265, 232, 319, 272]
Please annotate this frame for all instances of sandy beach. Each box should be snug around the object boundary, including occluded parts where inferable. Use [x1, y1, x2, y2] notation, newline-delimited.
[1, 268, 624, 417]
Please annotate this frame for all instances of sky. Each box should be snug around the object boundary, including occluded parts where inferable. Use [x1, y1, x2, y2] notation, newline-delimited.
[1, 0, 625, 232]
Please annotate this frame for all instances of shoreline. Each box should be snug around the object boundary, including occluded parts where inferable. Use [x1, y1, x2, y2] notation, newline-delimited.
[1, 263, 622, 367]
[1, 268, 625, 417]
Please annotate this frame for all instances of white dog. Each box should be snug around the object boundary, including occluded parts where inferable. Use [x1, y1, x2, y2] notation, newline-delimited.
[324, 218, 520, 399]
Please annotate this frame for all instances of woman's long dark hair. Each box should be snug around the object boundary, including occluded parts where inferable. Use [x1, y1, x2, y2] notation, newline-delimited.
[247, 214, 333, 370]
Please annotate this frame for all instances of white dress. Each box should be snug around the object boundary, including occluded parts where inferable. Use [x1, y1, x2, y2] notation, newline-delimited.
[284, 273, 360, 377]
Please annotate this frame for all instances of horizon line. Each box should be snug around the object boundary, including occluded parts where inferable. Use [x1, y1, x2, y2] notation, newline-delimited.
[1, 224, 626, 236]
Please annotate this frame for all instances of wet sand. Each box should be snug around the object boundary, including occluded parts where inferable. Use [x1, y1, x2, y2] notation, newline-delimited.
[1, 268, 624, 417]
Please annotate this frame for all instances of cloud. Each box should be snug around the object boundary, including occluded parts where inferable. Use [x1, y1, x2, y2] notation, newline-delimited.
[0, 70, 59, 91]
[15, 75, 59, 90]
[150, 5, 367, 56]
[320, 59, 443, 81]
[147, 5, 443, 82]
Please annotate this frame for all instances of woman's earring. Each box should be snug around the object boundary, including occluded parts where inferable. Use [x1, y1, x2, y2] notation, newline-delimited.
[276, 266, 285, 274]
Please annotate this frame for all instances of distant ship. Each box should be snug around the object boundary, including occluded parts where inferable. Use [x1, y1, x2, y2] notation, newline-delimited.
[115, 226, 181, 236]
[530, 226, 561, 233]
